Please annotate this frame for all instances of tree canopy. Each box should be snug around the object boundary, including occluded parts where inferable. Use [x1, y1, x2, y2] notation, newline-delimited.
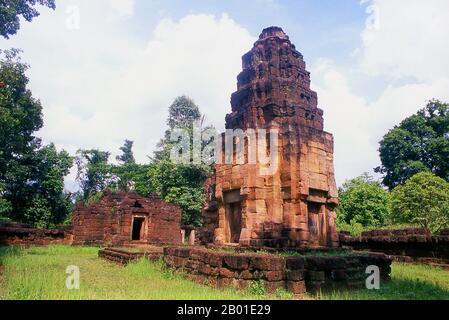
[337, 173, 391, 228]
[0, 49, 73, 227]
[0, 0, 56, 39]
[375, 100, 449, 190]
[391, 172, 449, 233]
[153, 95, 203, 163]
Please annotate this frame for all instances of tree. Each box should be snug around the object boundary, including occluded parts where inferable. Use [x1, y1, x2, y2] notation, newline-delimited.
[0, 0, 56, 39]
[150, 96, 214, 225]
[0, 50, 73, 227]
[116, 139, 135, 164]
[376, 100, 449, 190]
[337, 173, 391, 228]
[153, 95, 202, 162]
[391, 172, 449, 233]
[75, 149, 111, 200]
[149, 161, 209, 226]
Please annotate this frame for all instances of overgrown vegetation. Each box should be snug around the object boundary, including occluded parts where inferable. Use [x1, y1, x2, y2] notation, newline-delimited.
[376, 100, 449, 190]
[390, 172, 449, 233]
[336, 173, 391, 230]
[0, 49, 73, 228]
[0, 246, 275, 300]
[1, 246, 448, 300]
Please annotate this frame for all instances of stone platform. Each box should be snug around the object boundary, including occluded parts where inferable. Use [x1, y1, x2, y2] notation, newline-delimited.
[163, 246, 391, 295]
[98, 246, 163, 265]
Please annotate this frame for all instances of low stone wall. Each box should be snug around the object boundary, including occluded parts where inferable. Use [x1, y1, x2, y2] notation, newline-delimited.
[98, 247, 163, 265]
[163, 247, 391, 295]
[340, 228, 449, 266]
[0, 222, 73, 246]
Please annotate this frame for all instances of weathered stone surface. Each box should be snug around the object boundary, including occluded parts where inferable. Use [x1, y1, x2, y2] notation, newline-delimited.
[163, 247, 392, 295]
[201, 26, 339, 249]
[72, 190, 182, 246]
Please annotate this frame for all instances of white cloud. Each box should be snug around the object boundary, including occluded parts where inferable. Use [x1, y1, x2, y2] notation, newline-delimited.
[312, 0, 449, 185]
[0, 4, 255, 191]
[105, 0, 135, 18]
[358, 0, 449, 81]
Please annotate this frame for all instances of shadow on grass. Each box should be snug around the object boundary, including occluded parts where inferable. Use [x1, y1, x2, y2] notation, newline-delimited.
[0, 246, 23, 264]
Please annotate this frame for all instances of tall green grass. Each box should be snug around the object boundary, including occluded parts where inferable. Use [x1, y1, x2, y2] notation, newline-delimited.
[0, 245, 275, 300]
[1, 245, 448, 300]
[319, 263, 449, 300]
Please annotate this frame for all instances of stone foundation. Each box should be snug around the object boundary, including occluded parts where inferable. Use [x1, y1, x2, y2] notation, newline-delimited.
[98, 247, 163, 265]
[163, 247, 391, 295]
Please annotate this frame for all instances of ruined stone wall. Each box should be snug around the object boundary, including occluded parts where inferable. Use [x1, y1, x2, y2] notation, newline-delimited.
[163, 247, 391, 295]
[205, 27, 339, 248]
[0, 222, 73, 246]
[340, 228, 449, 264]
[72, 191, 182, 246]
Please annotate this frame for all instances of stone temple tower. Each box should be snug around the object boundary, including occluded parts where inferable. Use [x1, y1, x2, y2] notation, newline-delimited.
[202, 27, 339, 248]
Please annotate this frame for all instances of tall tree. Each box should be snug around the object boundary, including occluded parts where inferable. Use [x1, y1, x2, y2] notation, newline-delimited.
[337, 173, 391, 228]
[75, 149, 111, 200]
[0, 49, 73, 227]
[153, 95, 202, 162]
[375, 100, 449, 190]
[391, 172, 449, 233]
[0, 0, 56, 39]
[116, 139, 135, 164]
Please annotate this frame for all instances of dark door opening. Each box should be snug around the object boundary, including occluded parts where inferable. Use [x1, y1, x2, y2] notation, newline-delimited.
[132, 217, 145, 241]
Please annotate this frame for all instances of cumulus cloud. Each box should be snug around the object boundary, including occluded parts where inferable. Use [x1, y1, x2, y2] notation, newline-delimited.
[0, 4, 254, 191]
[312, 0, 449, 185]
[105, 0, 135, 18]
[358, 0, 449, 81]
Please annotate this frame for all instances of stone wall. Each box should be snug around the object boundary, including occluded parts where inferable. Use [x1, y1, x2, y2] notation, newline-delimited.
[340, 228, 449, 265]
[72, 191, 182, 246]
[0, 222, 73, 246]
[163, 247, 391, 295]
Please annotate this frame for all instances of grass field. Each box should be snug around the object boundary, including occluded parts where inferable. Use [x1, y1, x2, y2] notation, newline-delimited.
[0, 245, 448, 300]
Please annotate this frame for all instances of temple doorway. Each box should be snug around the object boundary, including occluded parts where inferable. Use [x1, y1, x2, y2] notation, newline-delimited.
[307, 202, 328, 247]
[224, 190, 242, 244]
[132, 217, 145, 241]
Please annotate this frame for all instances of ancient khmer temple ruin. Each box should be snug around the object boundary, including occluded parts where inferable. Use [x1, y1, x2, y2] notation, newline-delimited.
[202, 27, 339, 249]
[72, 191, 182, 246]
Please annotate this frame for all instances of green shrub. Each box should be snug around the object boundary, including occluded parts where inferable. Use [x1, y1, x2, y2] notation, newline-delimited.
[391, 172, 449, 233]
[337, 173, 391, 228]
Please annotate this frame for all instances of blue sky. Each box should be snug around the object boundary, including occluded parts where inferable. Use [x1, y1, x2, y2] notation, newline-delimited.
[1, 0, 448, 191]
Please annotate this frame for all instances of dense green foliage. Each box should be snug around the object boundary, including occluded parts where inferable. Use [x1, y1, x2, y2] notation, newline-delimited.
[391, 172, 449, 233]
[0, 50, 73, 227]
[0, 0, 55, 39]
[150, 161, 209, 226]
[116, 139, 135, 164]
[376, 100, 449, 190]
[153, 95, 202, 163]
[337, 173, 391, 229]
[149, 96, 213, 226]
[75, 149, 112, 201]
